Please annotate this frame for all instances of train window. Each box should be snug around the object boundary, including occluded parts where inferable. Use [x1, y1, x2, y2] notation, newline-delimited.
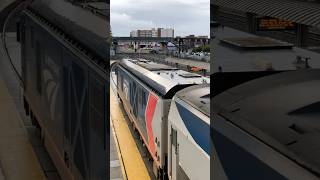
[143, 91, 147, 107]
[35, 42, 41, 94]
[129, 81, 138, 117]
[171, 127, 177, 147]
[138, 87, 148, 122]
[116, 68, 121, 90]
[129, 80, 133, 104]
[120, 73, 123, 91]
[123, 77, 129, 100]
[16, 22, 20, 42]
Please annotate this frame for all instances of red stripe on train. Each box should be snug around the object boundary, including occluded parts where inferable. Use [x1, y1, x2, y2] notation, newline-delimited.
[145, 93, 158, 157]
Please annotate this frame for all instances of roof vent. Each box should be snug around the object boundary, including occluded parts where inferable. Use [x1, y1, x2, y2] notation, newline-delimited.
[179, 73, 202, 78]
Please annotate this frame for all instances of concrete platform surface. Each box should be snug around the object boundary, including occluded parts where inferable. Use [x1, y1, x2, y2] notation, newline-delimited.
[0, 30, 60, 179]
[0, 75, 46, 180]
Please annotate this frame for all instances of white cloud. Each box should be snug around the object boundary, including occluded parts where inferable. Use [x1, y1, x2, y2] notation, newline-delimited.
[110, 0, 209, 37]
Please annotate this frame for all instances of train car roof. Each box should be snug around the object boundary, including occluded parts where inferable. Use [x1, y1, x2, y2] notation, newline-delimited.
[212, 69, 320, 175]
[212, 27, 320, 73]
[26, 0, 109, 62]
[119, 59, 209, 98]
[175, 84, 210, 117]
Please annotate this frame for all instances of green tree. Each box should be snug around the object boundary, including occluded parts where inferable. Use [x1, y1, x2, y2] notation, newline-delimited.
[192, 44, 210, 53]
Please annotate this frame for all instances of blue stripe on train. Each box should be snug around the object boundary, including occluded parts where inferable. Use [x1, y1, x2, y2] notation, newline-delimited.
[212, 129, 288, 180]
[176, 102, 210, 155]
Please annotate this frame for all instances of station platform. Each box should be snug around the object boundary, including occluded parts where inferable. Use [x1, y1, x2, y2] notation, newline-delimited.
[0, 64, 45, 180]
[0, 30, 60, 179]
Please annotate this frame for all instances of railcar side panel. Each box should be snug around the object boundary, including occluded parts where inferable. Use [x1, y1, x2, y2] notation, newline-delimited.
[168, 98, 210, 180]
[21, 11, 108, 180]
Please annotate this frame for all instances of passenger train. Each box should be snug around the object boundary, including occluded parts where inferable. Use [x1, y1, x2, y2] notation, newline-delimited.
[168, 84, 210, 180]
[20, 0, 109, 179]
[211, 25, 320, 179]
[114, 59, 210, 180]
[212, 69, 320, 180]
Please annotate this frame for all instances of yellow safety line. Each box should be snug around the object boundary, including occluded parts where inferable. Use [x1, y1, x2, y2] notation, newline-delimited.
[110, 87, 151, 180]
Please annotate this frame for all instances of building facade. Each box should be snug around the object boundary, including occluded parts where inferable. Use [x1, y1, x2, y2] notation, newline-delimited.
[137, 30, 153, 37]
[130, 28, 174, 38]
[158, 28, 174, 38]
[130, 30, 138, 37]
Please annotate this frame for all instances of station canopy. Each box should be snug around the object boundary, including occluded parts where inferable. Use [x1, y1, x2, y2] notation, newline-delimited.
[213, 0, 320, 28]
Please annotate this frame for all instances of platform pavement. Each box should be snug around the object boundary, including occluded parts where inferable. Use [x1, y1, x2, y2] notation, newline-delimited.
[0, 66, 46, 180]
[110, 87, 151, 180]
[0, 31, 61, 179]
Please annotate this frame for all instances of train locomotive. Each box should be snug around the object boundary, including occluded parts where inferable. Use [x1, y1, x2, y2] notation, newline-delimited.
[19, 0, 109, 179]
[114, 59, 210, 180]
[168, 84, 210, 180]
[212, 69, 320, 180]
[211, 25, 320, 180]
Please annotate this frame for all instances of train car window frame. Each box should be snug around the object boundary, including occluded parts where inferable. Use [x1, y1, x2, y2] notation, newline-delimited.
[129, 79, 138, 118]
[137, 86, 147, 122]
[171, 127, 178, 152]
[123, 74, 129, 100]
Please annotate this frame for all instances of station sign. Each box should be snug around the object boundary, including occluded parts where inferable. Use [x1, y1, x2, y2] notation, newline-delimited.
[256, 17, 296, 31]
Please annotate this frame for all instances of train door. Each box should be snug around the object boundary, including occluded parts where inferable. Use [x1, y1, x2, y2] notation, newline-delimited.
[170, 127, 179, 180]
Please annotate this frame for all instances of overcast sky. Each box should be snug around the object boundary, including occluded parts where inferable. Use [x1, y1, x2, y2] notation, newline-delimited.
[110, 0, 210, 37]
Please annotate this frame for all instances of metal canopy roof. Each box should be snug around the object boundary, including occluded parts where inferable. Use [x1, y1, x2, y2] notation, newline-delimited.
[220, 37, 293, 49]
[213, 0, 320, 28]
[212, 27, 320, 73]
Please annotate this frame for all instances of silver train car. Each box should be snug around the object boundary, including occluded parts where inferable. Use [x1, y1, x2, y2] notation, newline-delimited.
[114, 59, 209, 179]
[168, 84, 210, 180]
[212, 69, 320, 180]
